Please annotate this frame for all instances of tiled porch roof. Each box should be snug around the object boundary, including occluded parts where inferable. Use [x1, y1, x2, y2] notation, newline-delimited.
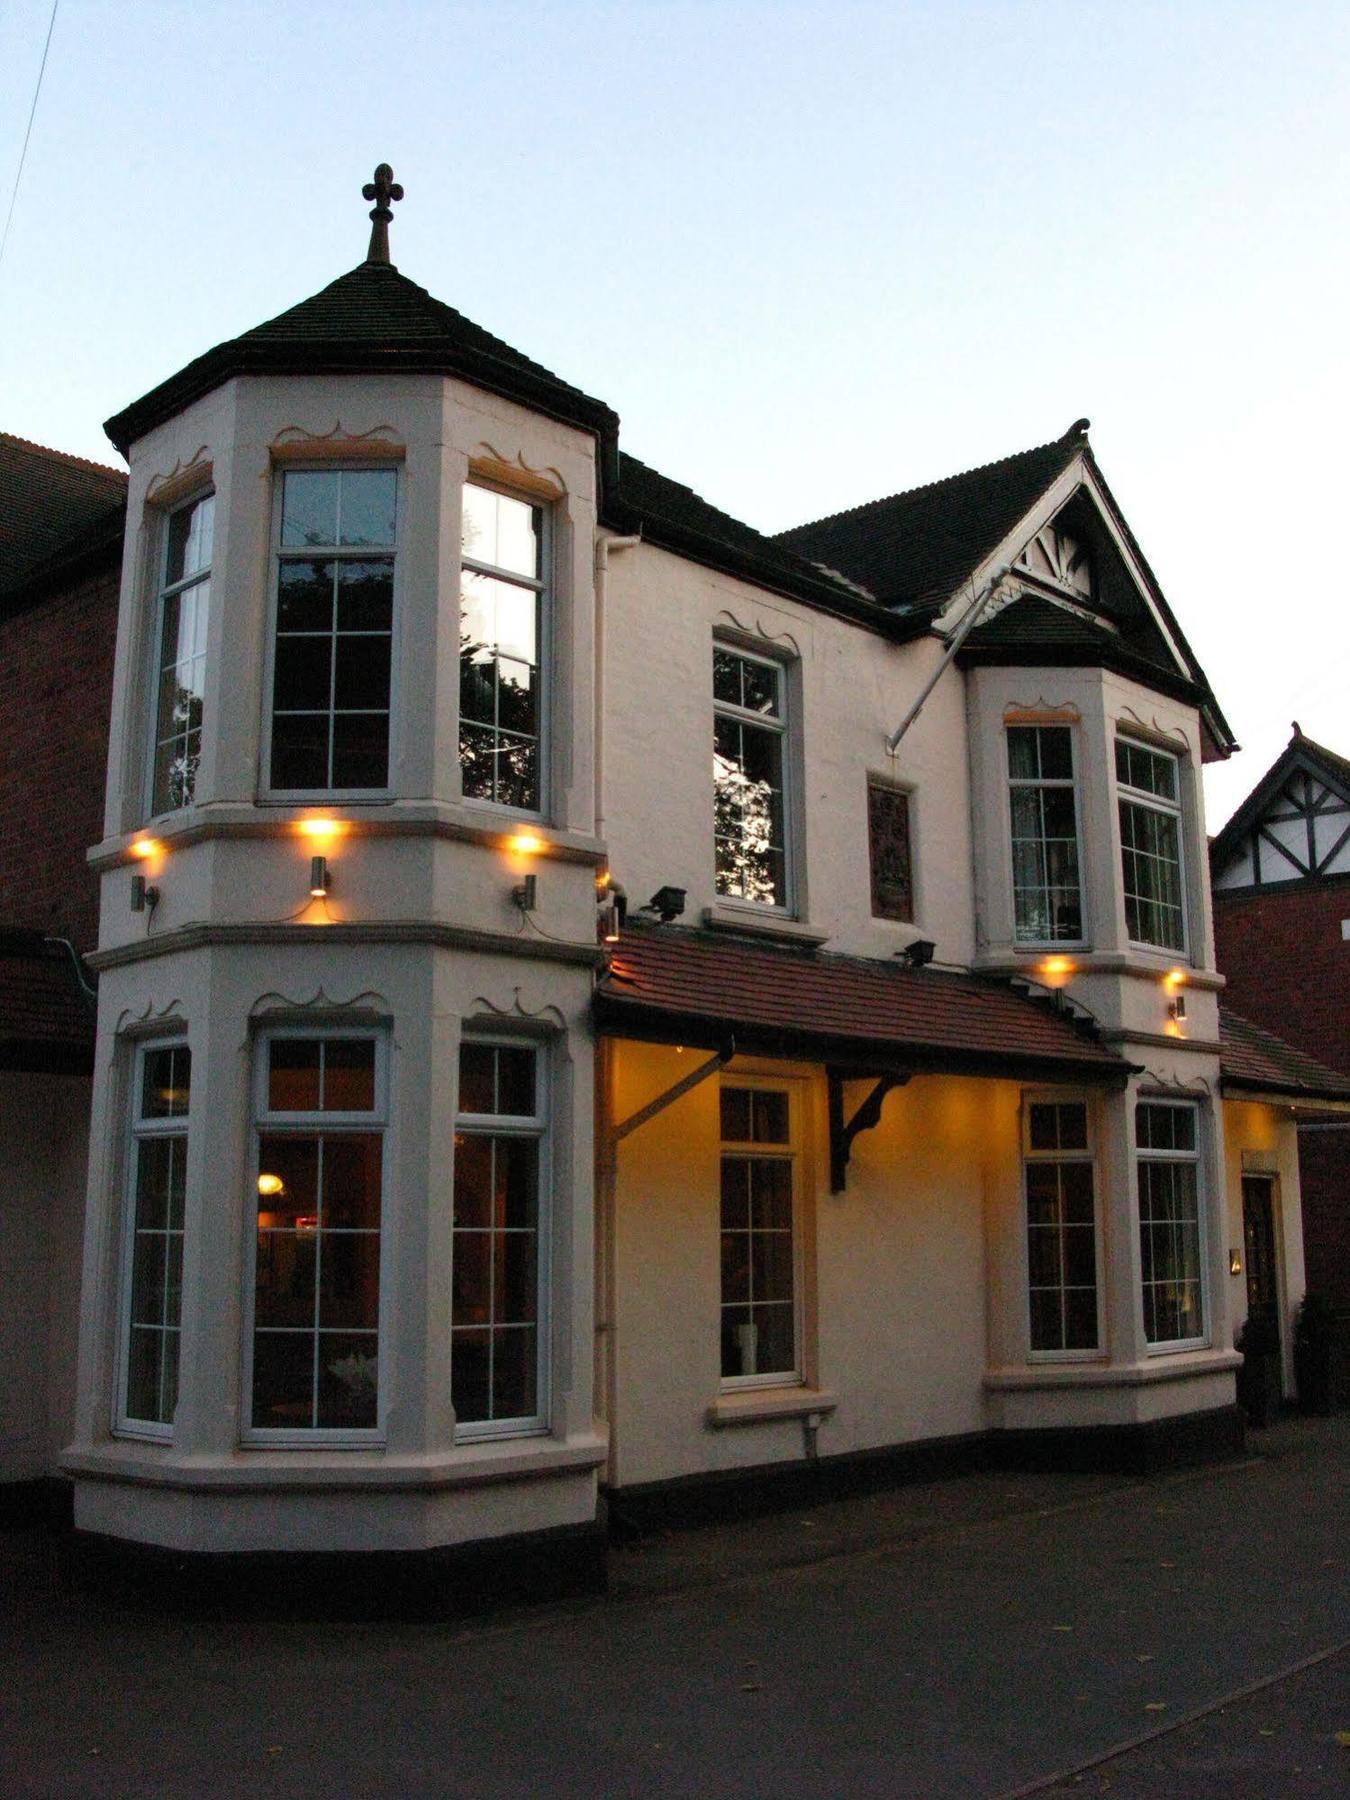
[1218, 1008, 1350, 1105]
[595, 925, 1129, 1084]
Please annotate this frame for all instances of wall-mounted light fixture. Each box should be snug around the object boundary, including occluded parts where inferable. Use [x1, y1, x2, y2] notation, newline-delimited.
[512, 873, 537, 912]
[598, 879, 627, 944]
[901, 938, 936, 969]
[130, 874, 160, 913]
[1169, 992, 1187, 1021]
[1230, 1249, 1243, 1277]
[309, 855, 332, 898]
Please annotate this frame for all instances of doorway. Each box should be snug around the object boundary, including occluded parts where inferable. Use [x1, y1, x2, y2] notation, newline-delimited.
[1242, 1174, 1282, 1364]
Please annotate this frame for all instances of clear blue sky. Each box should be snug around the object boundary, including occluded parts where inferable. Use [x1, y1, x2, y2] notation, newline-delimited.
[3, 1, 1346, 826]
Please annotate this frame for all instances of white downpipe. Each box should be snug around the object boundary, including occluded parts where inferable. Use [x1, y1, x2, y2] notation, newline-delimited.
[594, 532, 642, 842]
[884, 564, 1013, 754]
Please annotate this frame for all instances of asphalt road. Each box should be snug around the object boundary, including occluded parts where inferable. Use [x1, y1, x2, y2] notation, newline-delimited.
[3, 1416, 1347, 1798]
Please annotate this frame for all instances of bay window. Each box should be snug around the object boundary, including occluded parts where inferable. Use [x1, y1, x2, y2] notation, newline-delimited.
[247, 1031, 387, 1438]
[1007, 725, 1084, 944]
[1024, 1099, 1098, 1355]
[1136, 1099, 1206, 1348]
[1117, 739, 1187, 952]
[116, 1041, 191, 1436]
[713, 645, 791, 908]
[720, 1083, 798, 1385]
[459, 481, 546, 813]
[452, 1038, 549, 1436]
[267, 467, 397, 794]
[150, 491, 213, 813]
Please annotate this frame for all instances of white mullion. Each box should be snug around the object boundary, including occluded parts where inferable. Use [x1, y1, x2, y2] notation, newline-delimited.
[311, 1133, 325, 1430]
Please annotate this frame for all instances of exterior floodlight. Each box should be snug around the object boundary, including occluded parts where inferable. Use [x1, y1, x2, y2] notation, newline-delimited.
[901, 939, 936, 968]
[647, 886, 686, 923]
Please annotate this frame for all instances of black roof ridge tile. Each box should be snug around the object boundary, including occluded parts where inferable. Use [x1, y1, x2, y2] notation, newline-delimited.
[0, 431, 127, 485]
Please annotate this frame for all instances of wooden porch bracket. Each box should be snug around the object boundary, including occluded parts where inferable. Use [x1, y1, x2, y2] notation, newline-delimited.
[828, 1069, 911, 1193]
[612, 1040, 735, 1145]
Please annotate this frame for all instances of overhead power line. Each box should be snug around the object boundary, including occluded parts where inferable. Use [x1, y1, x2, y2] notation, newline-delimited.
[0, 0, 60, 273]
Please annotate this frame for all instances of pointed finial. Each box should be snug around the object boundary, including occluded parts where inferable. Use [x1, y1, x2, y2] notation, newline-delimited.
[1065, 416, 1091, 439]
[362, 163, 404, 265]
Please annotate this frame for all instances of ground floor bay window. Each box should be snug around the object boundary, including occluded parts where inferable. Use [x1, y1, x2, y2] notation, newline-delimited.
[248, 1031, 387, 1439]
[452, 1038, 548, 1436]
[116, 1041, 191, 1436]
[1024, 1098, 1099, 1355]
[1136, 1099, 1206, 1348]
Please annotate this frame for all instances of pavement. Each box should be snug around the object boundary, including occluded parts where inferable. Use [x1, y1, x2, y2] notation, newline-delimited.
[2, 1413, 1348, 1798]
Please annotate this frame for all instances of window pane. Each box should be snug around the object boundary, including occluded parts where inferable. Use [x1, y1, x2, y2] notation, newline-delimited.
[497, 1047, 536, 1116]
[451, 1327, 491, 1424]
[254, 1230, 316, 1328]
[712, 648, 742, 706]
[453, 1134, 493, 1230]
[337, 560, 394, 632]
[274, 634, 333, 712]
[721, 1232, 750, 1304]
[281, 471, 339, 548]
[496, 1232, 537, 1325]
[1028, 1104, 1059, 1151]
[322, 1135, 382, 1228]
[166, 493, 214, 585]
[753, 1304, 795, 1376]
[720, 1156, 750, 1229]
[331, 712, 389, 789]
[1038, 728, 1073, 780]
[337, 470, 397, 548]
[317, 1334, 378, 1428]
[142, 1045, 191, 1119]
[720, 1088, 752, 1143]
[332, 635, 390, 712]
[252, 1332, 315, 1430]
[277, 560, 334, 631]
[868, 783, 913, 922]
[268, 1040, 322, 1113]
[739, 658, 779, 718]
[462, 483, 541, 580]
[752, 1091, 789, 1144]
[458, 1043, 496, 1115]
[256, 1135, 319, 1228]
[319, 1233, 381, 1331]
[491, 1326, 537, 1421]
[751, 1158, 792, 1229]
[453, 1227, 491, 1319]
[322, 1040, 376, 1113]
[497, 1136, 538, 1230]
[270, 713, 329, 792]
[1007, 727, 1039, 780]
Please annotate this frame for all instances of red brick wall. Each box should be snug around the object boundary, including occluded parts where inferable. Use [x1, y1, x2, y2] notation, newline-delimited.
[1213, 879, 1350, 1076]
[0, 565, 120, 952]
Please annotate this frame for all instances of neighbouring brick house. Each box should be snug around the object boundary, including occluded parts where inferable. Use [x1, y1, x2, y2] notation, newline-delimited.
[0, 432, 124, 1506]
[4, 170, 1350, 1605]
[1212, 729, 1350, 1307]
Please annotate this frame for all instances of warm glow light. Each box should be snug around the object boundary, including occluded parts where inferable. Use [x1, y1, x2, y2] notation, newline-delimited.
[1040, 956, 1075, 988]
[257, 1173, 285, 1197]
[131, 838, 160, 860]
[507, 831, 545, 855]
[297, 817, 346, 842]
[1164, 968, 1187, 990]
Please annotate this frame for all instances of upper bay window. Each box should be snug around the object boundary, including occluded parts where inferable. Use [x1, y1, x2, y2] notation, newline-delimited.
[247, 1031, 387, 1440]
[1007, 725, 1084, 944]
[149, 492, 213, 814]
[713, 645, 791, 909]
[460, 482, 546, 814]
[1117, 739, 1187, 953]
[267, 467, 397, 795]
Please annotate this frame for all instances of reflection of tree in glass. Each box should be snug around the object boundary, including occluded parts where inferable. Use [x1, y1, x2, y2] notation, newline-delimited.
[714, 751, 779, 904]
[459, 627, 538, 810]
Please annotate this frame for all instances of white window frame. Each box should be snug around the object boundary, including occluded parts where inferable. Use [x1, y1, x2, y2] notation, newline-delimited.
[144, 489, 214, 819]
[718, 1076, 802, 1392]
[242, 1026, 391, 1447]
[1116, 736, 1189, 955]
[1135, 1097, 1209, 1353]
[113, 1037, 192, 1441]
[260, 464, 401, 802]
[1006, 724, 1088, 949]
[1021, 1093, 1104, 1363]
[712, 640, 797, 915]
[457, 477, 552, 821]
[452, 1034, 552, 1441]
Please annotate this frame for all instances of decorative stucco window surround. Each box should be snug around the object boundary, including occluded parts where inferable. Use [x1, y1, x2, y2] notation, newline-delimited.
[262, 464, 402, 800]
[712, 638, 801, 916]
[1136, 1097, 1209, 1352]
[1006, 723, 1087, 947]
[718, 1078, 803, 1391]
[114, 1038, 192, 1440]
[244, 1027, 390, 1445]
[145, 481, 214, 819]
[459, 477, 551, 818]
[452, 1033, 552, 1441]
[1022, 1094, 1103, 1361]
[1116, 736, 1189, 955]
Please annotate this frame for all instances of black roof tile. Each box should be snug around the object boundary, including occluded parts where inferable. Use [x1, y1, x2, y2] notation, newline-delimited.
[0, 433, 126, 605]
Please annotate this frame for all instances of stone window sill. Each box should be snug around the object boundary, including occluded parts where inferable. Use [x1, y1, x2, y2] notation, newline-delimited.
[706, 1387, 838, 1429]
[701, 905, 831, 947]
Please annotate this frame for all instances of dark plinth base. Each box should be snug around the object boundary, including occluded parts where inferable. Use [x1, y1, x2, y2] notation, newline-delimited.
[62, 1514, 608, 1621]
[608, 1406, 1246, 1536]
[0, 1477, 73, 1532]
